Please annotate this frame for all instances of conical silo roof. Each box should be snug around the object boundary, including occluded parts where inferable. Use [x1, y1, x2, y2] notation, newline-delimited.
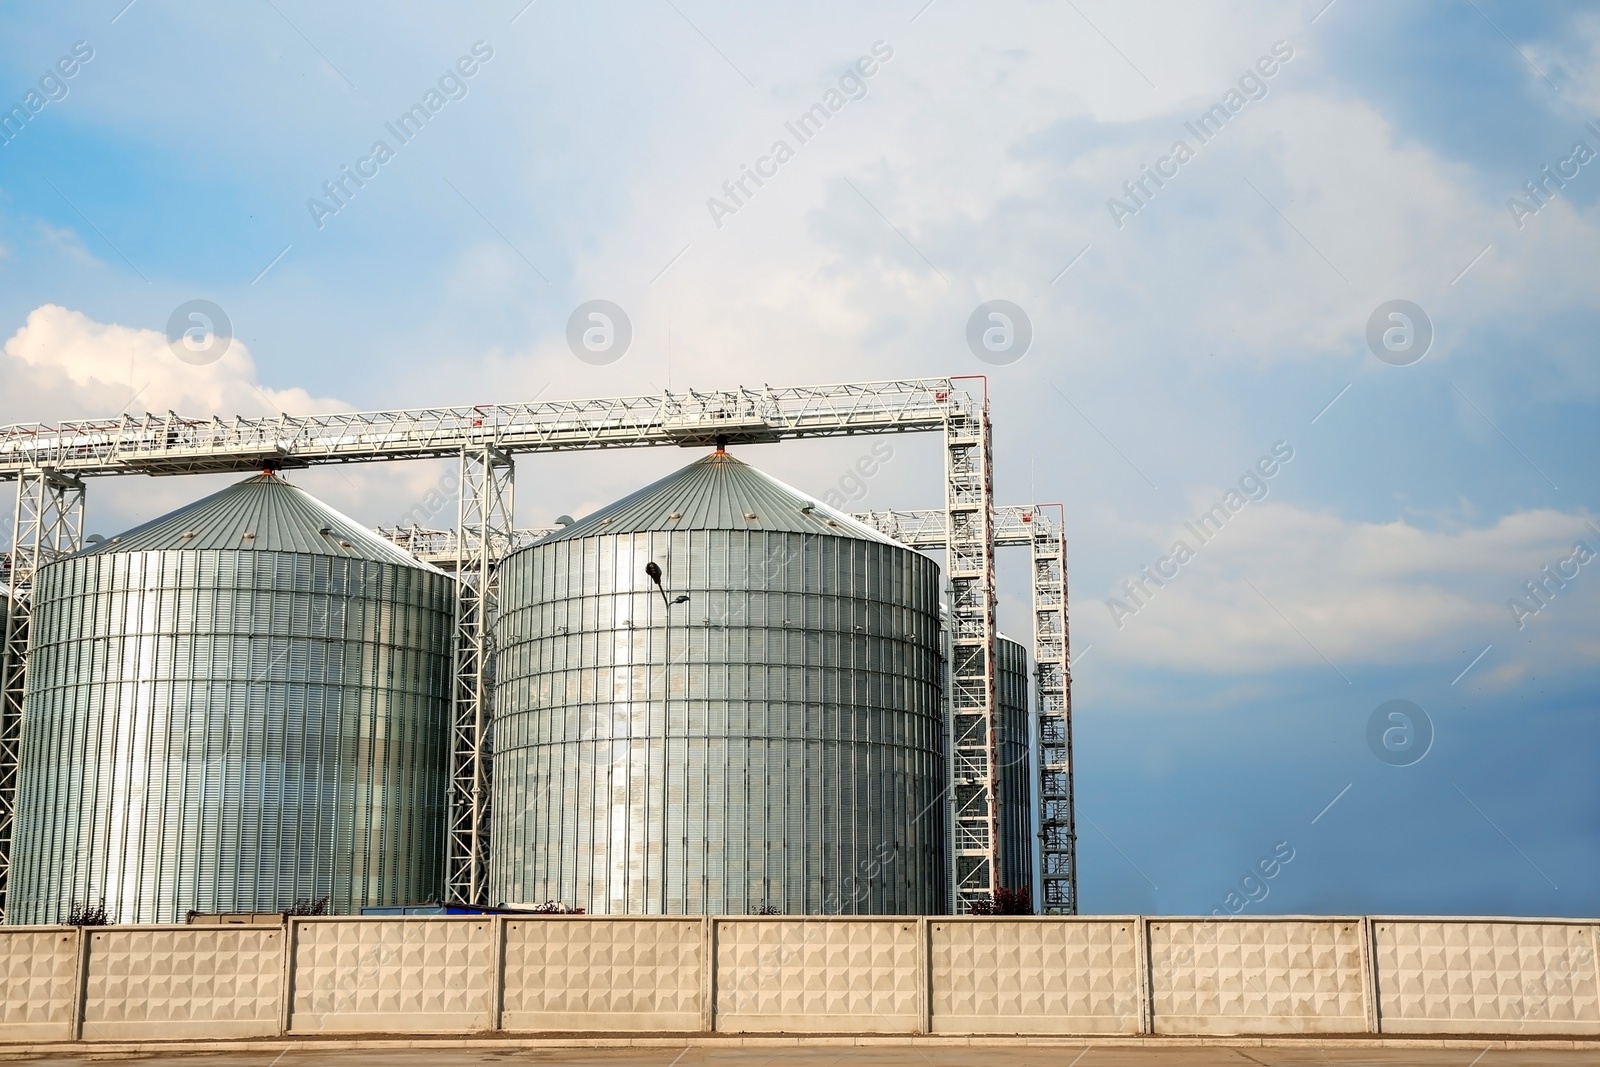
[78, 473, 440, 569]
[539, 450, 898, 544]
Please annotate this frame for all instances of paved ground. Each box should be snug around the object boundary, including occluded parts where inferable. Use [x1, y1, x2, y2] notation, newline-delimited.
[7, 1047, 1600, 1066]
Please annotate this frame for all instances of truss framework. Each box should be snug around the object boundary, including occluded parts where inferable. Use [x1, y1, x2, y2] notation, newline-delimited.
[372, 525, 552, 570]
[852, 505, 1076, 915]
[940, 394, 999, 914]
[447, 445, 514, 907]
[0, 378, 1073, 916]
[0, 380, 962, 477]
[0, 469, 84, 923]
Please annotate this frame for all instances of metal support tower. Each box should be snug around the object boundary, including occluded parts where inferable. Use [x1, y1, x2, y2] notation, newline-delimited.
[849, 504, 1077, 914]
[942, 385, 1000, 913]
[0, 378, 1046, 916]
[372, 526, 551, 569]
[1029, 504, 1076, 915]
[447, 444, 513, 906]
[0, 468, 85, 922]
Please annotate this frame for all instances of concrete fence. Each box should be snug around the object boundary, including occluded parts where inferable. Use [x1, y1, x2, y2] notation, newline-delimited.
[0, 916, 1595, 1042]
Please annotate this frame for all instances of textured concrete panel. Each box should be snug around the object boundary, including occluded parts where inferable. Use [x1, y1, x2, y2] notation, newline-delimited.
[931, 919, 1140, 1034]
[716, 919, 921, 1033]
[1375, 920, 1600, 1035]
[82, 925, 283, 1039]
[503, 918, 703, 1031]
[1149, 920, 1368, 1035]
[290, 919, 495, 1033]
[0, 928, 78, 1041]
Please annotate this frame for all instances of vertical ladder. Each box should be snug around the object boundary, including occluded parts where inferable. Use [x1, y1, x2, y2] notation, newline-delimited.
[0, 468, 85, 923]
[944, 383, 999, 913]
[1032, 504, 1077, 914]
[447, 443, 513, 906]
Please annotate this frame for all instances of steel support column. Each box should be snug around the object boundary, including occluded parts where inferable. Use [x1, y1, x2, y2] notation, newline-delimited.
[1031, 504, 1076, 914]
[447, 444, 513, 905]
[0, 468, 85, 923]
[943, 383, 999, 913]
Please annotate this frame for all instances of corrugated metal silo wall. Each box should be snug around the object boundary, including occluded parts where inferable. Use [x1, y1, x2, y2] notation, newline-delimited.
[6, 549, 454, 923]
[996, 636, 1034, 900]
[492, 529, 947, 915]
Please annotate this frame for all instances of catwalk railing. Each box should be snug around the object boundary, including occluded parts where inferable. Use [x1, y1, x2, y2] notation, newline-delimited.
[0, 377, 1031, 916]
[0, 915, 1594, 1041]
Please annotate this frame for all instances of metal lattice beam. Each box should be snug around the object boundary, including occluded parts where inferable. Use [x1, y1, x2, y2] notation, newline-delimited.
[0, 378, 1023, 918]
[447, 444, 513, 906]
[0, 468, 84, 922]
[1029, 504, 1076, 915]
[851, 504, 1077, 915]
[0, 380, 966, 478]
[943, 389, 999, 914]
[374, 525, 554, 570]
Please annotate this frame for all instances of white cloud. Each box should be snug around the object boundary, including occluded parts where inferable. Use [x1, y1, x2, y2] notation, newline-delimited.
[1, 303, 345, 422]
[1530, 13, 1600, 114]
[450, 4, 1600, 417]
[1086, 499, 1600, 674]
[0, 305, 461, 537]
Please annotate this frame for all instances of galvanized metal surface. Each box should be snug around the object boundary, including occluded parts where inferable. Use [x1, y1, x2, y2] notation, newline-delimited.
[852, 505, 1075, 914]
[994, 637, 1031, 900]
[542, 452, 901, 544]
[5, 477, 454, 923]
[0, 378, 1006, 934]
[491, 454, 946, 916]
[78, 475, 425, 564]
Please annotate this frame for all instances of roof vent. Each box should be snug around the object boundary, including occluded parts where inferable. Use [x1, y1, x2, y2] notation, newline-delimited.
[668, 512, 683, 521]
[744, 512, 757, 521]
[180, 530, 196, 539]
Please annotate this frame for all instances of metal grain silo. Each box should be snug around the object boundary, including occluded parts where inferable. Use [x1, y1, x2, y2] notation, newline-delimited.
[492, 448, 946, 915]
[5, 473, 454, 924]
[996, 634, 1034, 903]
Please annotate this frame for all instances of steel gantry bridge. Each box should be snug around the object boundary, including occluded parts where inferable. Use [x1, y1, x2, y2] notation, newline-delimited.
[0, 377, 1076, 917]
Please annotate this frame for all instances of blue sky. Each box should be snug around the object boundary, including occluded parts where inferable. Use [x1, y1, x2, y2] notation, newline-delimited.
[1, 0, 1596, 917]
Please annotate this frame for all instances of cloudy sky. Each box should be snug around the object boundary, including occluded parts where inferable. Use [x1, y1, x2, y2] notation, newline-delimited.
[2, 0, 1596, 917]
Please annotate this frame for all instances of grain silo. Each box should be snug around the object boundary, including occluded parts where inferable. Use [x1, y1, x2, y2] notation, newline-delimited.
[996, 634, 1034, 903]
[5, 473, 454, 923]
[492, 448, 947, 915]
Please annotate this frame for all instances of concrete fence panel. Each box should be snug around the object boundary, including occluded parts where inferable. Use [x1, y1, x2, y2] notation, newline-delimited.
[1148, 919, 1368, 1035]
[930, 917, 1141, 1034]
[502, 917, 703, 1032]
[714, 918, 922, 1033]
[1374, 920, 1600, 1035]
[80, 925, 283, 1040]
[288, 918, 496, 1034]
[0, 927, 79, 1041]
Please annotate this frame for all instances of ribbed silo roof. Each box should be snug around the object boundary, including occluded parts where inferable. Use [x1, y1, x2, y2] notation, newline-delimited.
[78, 473, 441, 569]
[540, 450, 899, 545]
